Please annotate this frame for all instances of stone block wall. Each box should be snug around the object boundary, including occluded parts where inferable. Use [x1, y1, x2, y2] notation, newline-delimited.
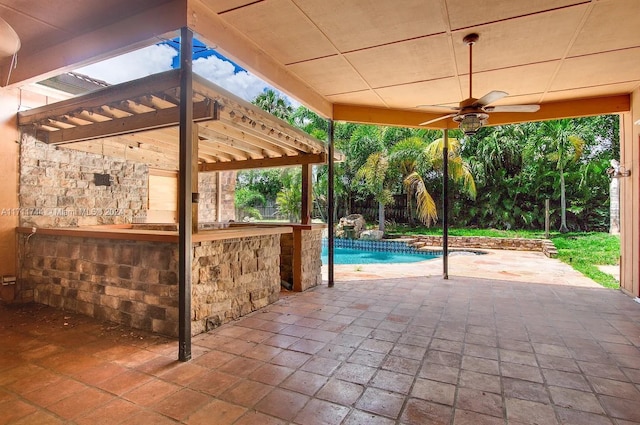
[409, 235, 557, 257]
[18, 233, 179, 336]
[18, 232, 282, 336]
[19, 135, 148, 227]
[191, 234, 281, 335]
[197, 171, 236, 224]
[300, 228, 323, 291]
[280, 227, 323, 291]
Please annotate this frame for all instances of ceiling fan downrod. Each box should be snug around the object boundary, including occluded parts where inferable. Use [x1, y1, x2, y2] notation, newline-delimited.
[464, 33, 479, 99]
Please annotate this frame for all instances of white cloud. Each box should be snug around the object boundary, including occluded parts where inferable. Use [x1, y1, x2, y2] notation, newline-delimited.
[74, 44, 176, 84]
[193, 55, 268, 102]
[75, 44, 302, 108]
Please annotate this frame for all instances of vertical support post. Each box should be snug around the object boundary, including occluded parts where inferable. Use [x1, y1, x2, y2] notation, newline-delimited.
[178, 26, 193, 362]
[442, 129, 449, 280]
[545, 198, 550, 239]
[216, 172, 223, 222]
[327, 120, 335, 288]
[301, 164, 312, 225]
[192, 127, 199, 234]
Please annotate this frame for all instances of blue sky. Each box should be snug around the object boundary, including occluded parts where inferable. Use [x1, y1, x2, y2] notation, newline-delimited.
[74, 38, 298, 106]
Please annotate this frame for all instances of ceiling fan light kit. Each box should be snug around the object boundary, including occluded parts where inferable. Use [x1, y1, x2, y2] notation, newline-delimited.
[419, 33, 540, 134]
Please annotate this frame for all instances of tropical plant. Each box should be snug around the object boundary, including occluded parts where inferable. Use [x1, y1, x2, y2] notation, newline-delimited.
[356, 152, 393, 231]
[234, 187, 265, 220]
[406, 136, 476, 226]
[275, 168, 302, 222]
[539, 119, 586, 233]
[252, 88, 293, 120]
[388, 136, 428, 225]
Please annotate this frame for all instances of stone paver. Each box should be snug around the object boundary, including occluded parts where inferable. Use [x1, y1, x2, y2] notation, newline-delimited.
[1, 250, 640, 424]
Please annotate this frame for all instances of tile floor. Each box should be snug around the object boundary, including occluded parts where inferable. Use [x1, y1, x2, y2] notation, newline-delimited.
[2, 272, 640, 424]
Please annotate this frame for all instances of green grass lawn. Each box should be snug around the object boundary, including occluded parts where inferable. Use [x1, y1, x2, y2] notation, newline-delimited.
[386, 225, 620, 289]
[550, 232, 620, 289]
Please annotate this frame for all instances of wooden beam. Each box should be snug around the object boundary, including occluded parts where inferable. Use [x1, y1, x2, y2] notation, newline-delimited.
[193, 73, 328, 151]
[485, 95, 631, 126]
[199, 152, 327, 172]
[333, 104, 448, 129]
[188, 0, 332, 118]
[202, 120, 293, 157]
[1, 1, 186, 87]
[18, 69, 182, 126]
[37, 100, 216, 144]
[301, 164, 313, 225]
[333, 95, 631, 129]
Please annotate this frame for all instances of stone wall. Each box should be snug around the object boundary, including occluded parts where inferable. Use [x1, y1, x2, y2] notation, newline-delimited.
[191, 234, 281, 334]
[281, 227, 323, 291]
[17, 233, 179, 335]
[18, 232, 282, 336]
[300, 228, 323, 290]
[408, 235, 557, 258]
[19, 135, 148, 227]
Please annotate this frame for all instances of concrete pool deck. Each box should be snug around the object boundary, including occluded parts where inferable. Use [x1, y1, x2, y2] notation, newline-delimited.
[323, 248, 604, 287]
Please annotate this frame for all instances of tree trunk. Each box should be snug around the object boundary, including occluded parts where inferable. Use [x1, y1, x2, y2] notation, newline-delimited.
[378, 201, 385, 232]
[559, 166, 569, 233]
[406, 190, 414, 226]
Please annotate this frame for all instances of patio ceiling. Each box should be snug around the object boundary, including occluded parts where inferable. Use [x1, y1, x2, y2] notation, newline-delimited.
[1, 0, 639, 128]
[17, 69, 339, 171]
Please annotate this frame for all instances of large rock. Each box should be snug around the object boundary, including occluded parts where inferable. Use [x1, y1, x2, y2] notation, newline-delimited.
[336, 214, 366, 239]
[360, 230, 384, 240]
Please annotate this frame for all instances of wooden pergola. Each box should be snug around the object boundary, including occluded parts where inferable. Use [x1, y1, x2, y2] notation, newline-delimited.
[17, 30, 342, 360]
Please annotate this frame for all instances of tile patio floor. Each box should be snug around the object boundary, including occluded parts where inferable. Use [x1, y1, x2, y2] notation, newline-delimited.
[1, 250, 640, 424]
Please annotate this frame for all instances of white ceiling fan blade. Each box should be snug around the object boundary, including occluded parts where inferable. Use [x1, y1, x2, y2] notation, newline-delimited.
[419, 113, 457, 126]
[485, 104, 541, 113]
[475, 90, 508, 107]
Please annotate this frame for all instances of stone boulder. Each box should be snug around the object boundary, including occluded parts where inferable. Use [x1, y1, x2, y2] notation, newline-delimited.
[360, 230, 384, 240]
[336, 214, 366, 239]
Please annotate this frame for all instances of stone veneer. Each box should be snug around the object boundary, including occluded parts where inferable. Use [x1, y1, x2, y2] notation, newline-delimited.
[198, 171, 236, 223]
[280, 227, 324, 291]
[408, 235, 558, 258]
[19, 135, 148, 227]
[18, 232, 281, 337]
[191, 235, 281, 335]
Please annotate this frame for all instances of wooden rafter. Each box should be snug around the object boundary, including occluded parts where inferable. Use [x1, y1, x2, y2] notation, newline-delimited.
[199, 152, 327, 172]
[37, 100, 217, 144]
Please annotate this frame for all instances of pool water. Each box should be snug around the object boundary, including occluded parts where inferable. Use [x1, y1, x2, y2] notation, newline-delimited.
[322, 245, 440, 265]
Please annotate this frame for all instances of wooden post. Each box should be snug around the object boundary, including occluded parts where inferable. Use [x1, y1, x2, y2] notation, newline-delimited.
[442, 129, 449, 280]
[178, 26, 193, 362]
[301, 164, 312, 225]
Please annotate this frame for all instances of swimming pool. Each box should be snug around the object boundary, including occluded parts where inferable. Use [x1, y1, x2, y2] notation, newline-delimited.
[321, 240, 440, 265]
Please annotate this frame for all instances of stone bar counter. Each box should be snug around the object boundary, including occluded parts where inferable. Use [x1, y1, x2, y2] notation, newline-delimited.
[229, 223, 326, 292]
[15, 225, 292, 336]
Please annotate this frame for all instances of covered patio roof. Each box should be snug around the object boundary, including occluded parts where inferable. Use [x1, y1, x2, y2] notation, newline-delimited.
[17, 69, 341, 171]
[1, 0, 638, 128]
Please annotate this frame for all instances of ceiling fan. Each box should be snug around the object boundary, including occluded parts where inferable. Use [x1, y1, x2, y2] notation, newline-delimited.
[420, 33, 540, 135]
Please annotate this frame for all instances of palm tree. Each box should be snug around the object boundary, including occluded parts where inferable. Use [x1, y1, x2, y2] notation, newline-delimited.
[405, 137, 476, 226]
[388, 136, 428, 225]
[356, 152, 393, 232]
[252, 89, 293, 120]
[539, 119, 585, 233]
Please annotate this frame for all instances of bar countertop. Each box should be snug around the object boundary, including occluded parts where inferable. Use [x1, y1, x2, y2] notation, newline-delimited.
[16, 224, 293, 243]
